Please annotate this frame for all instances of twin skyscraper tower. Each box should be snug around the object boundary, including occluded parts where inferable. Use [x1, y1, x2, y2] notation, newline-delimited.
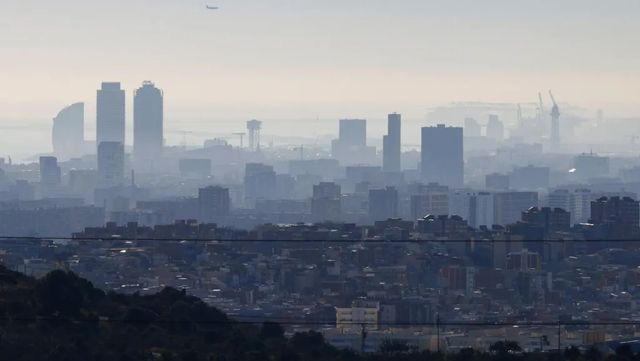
[96, 81, 163, 185]
[97, 81, 164, 161]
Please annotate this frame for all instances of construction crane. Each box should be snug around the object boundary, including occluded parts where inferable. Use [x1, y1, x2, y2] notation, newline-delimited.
[548, 90, 558, 110]
[549, 90, 560, 146]
[537, 92, 545, 122]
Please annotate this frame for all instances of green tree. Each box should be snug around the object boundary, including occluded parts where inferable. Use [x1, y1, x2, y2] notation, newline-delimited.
[585, 346, 603, 361]
[378, 339, 410, 354]
[261, 322, 285, 340]
[489, 340, 522, 354]
[616, 344, 634, 360]
[565, 346, 582, 361]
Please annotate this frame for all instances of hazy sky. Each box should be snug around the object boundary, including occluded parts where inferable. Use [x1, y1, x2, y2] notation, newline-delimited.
[2, 0, 640, 139]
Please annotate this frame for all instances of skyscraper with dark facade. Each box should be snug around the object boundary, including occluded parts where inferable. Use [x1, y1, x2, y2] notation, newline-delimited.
[244, 163, 277, 207]
[494, 191, 539, 226]
[133, 81, 163, 163]
[369, 186, 398, 221]
[96, 82, 125, 147]
[521, 207, 571, 234]
[39, 156, 61, 186]
[590, 196, 640, 239]
[421, 124, 463, 188]
[311, 182, 342, 222]
[198, 186, 231, 222]
[383, 113, 401, 173]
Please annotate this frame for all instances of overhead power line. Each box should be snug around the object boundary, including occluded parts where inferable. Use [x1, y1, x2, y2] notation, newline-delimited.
[0, 236, 634, 243]
[1, 315, 639, 328]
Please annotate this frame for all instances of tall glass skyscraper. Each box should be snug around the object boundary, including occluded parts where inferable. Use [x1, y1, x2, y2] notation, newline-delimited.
[383, 113, 401, 173]
[421, 124, 464, 188]
[97, 141, 125, 188]
[133, 81, 164, 163]
[96, 82, 125, 146]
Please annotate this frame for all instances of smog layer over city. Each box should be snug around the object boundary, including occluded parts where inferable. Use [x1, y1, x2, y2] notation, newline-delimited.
[1, 1, 640, 360]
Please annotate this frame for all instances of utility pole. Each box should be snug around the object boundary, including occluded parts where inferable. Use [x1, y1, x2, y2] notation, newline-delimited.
[360, 323, 367, 354]
[557, 320, 562, 353]
[436, 314, 441, 354]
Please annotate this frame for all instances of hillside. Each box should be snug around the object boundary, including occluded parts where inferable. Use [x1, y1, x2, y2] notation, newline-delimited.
[0, 265, 619, 361]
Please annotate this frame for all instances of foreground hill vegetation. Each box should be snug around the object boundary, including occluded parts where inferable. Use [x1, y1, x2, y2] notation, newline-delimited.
[0, 265, 631, 361]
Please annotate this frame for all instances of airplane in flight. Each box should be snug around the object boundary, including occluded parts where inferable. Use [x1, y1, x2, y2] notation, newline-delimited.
[206, 5, 219, 10]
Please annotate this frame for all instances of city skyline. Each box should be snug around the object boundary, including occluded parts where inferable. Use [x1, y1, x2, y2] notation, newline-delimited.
[3, 2, 640, 358]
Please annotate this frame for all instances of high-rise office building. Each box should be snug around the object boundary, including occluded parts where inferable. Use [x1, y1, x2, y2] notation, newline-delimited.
[485, 173, 510, 190]
[97, 142, 125, 187]
[574, 153, 610, 181]
[549, 188, 593, 225]
[590, 196, 640, 239]
[421, 124, 464, 188]
[486, 114, 504, 140]
[383, 113, 401, 173]
[521, 207, 571, 234]
[494, 191, 539, 225]
[198, 186, 231, 222]
[339, 119, 366, 147]
[311, 182, 342, 222]
[97, 82, 125, 146]
[52, 102, 84, 160]
[410, 183, 449, 220]
[572, 189, 592, 224]
[133, 81, 163, 162]
[39, 156, 61, 186]
[449, 191, 495, 229]
[369, 186, 398, 221]
[244, 163, 277, 206]
[331, 119, 375, 165]
[548, 189, 571, 212]
[464, 117, 482, 137]
[469, 192, 495, 229]
[510, 166, 550, 189]
[313, 182, 341, 199]
[449, 190, 472, 220]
